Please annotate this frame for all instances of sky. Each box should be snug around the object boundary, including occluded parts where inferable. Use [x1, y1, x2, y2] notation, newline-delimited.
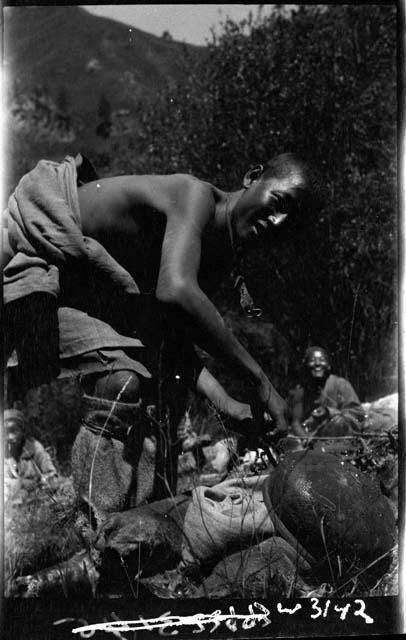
[82, 4, 279, 46]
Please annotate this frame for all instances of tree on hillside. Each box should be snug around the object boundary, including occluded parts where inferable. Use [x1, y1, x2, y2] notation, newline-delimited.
[98, 93, 111, 122]
[56, 87, 72, 131]
[124, 4, 397, 398]
[96, 93, 112, 138]
[56, 87, 70, 114]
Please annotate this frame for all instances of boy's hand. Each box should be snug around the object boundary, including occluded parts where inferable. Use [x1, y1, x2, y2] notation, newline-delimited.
[257, 382, 288, 434]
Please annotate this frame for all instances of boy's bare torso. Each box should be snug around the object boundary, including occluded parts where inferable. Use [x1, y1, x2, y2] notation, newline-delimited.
[78, 174, 232, 294]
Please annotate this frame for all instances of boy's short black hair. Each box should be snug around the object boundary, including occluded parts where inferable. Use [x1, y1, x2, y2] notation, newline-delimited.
[4, 408, 25, 429]
[304, 345, 330, 363]
[264, 152, 324, 216]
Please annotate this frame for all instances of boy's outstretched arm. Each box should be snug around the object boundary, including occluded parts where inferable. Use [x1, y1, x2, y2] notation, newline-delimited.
[156, 180, 287, 432]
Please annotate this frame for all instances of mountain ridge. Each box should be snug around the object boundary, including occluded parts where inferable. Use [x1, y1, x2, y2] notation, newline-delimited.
[4, 5, 205, 195]
[4, 6, 202, 118]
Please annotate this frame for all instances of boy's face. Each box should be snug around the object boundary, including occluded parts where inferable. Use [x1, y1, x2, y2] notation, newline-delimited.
[306, 349, 330, 378]
[5, 421, 24, 456]
[232, 173, 304, 244]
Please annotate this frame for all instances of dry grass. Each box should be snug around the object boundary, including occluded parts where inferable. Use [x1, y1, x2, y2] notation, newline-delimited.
[4, 477, 83, 596]
[5, 402, 399, 600]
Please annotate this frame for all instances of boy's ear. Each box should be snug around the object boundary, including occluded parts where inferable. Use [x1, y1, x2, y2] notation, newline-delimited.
[242, 164, 264, 188]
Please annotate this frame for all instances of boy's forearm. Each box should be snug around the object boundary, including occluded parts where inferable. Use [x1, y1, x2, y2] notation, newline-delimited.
[173, 284, 267, 388]
[159, 282, 288, 431]
[196, 367, 252, 421]
[291, 420, 307, 438]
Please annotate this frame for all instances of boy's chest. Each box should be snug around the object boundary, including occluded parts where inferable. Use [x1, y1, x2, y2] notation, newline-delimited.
[198, 237, 234, 294]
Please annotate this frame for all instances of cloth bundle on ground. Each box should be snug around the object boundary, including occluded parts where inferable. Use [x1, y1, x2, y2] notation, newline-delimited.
[71, 394, 157, 526]
[201, 437, 238, 474]
[192, 536, 312, 598]
[3, 154, 139, 305]
[181, 475, 275, 566]
[362, 393, 398, 515]
[263, 451, 396, 583]
[95, 494, 191, 577]
[362, 392, 398, 432]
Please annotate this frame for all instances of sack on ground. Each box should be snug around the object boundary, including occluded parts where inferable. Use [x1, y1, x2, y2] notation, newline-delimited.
[192, 536, 311, 598]
[181, 474, 274, 565]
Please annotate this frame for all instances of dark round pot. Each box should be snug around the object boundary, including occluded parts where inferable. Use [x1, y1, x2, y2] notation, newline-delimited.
[263, 451, 396, 582]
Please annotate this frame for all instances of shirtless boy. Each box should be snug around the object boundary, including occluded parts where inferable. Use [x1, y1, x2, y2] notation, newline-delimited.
[4, 152, 319, 508]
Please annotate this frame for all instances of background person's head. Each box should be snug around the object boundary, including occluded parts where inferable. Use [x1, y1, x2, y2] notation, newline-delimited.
[4, 409, 25, 458]
[231, 153, 322, 244]
[303, 346, 331, 382]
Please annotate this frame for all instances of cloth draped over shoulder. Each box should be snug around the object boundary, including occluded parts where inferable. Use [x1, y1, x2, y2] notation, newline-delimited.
[289, 374, 361, 412]
[3, 154, 139, 304]
[320, 374, 361, 410]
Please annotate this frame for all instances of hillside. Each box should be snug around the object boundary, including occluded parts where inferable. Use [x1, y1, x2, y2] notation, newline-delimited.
[3, 6, 203, 198]
[4, 6, 200, 115]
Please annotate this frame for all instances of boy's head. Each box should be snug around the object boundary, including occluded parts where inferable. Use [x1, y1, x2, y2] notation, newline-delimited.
[303, 346, 331, 380]
[231, 153, 321, 243]
[4, 409, 25, 456]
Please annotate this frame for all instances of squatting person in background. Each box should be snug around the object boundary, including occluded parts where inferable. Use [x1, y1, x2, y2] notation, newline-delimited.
[4, 408, 59, 500]
[288, 345, 365, 439]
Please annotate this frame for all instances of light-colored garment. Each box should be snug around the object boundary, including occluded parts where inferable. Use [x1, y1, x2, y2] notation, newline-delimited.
[320, 374, 362, 412]
[3, 154, 139, 304]
[363, 392, 398, 413]
[4, 438, 57, 482]
[7, 306, 152, 380]
[181, 474, 275, 565]
[57, 307, 145, 360]
[290, 374, 362, 414]
[4, 155, 154, 381]
[289, 373, 364, 434]
[362, 392, 398, 431]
